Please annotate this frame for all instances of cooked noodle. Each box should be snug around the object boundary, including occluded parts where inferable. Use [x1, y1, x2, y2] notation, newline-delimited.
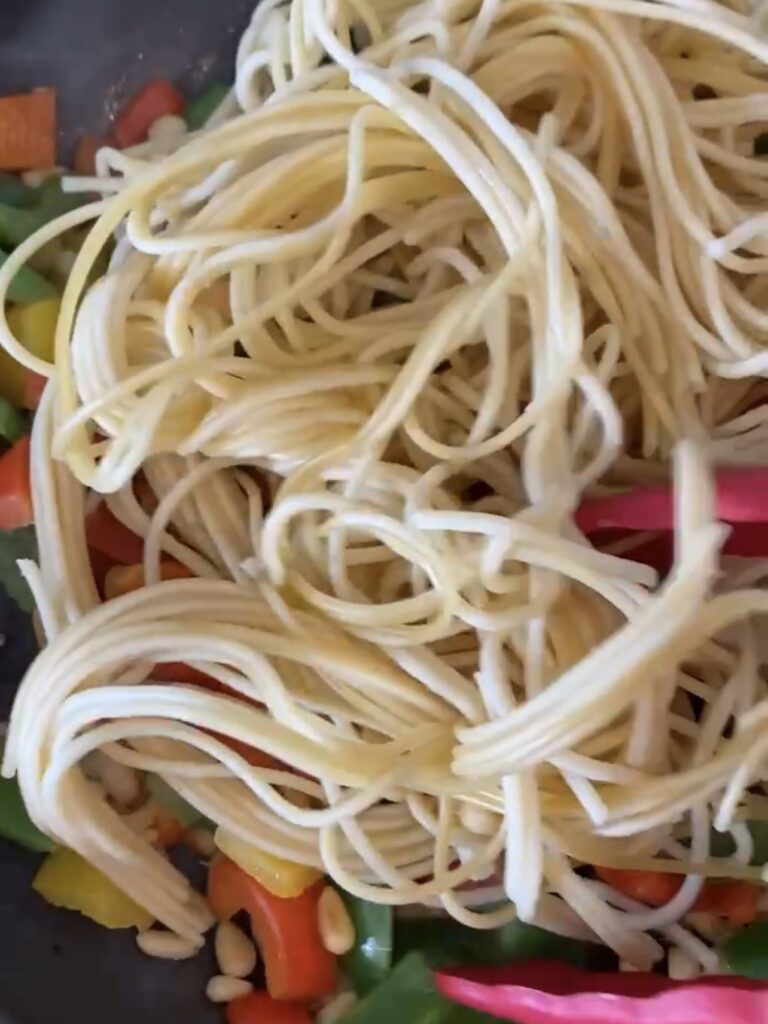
[2, 0, 768, 968]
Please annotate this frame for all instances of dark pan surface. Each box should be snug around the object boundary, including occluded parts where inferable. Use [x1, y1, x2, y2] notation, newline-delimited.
[0, 0, 254, 1020]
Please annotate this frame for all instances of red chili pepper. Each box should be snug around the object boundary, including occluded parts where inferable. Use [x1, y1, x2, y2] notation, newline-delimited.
[226, 991, 312, 1024]
[113, 79, 184, 148]
[435, 961, 768, 1024]
[208, 857, 337, 1002]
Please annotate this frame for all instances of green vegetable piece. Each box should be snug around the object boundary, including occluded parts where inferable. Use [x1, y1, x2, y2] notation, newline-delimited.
[0, 172, 35, 208]
[337, 951, 504, 1024]
[32, 176, 86, 219]
[0, 397, 25, 444]
[0, 740, 52, 852]
[146, 774, 205, 828]
[0, 248, 57, 304]
[0, 524, 37, 611]
[339, 893, 393, 994]
[708, 820, 768, 865]
[184, 82, 229, 131]
[395, 916, 592, 971]
[719, 921, 768, 979]
[0, 202, 50, 249]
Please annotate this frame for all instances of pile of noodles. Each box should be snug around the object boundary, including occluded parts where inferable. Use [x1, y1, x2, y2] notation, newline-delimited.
[1, 0, 768, 970]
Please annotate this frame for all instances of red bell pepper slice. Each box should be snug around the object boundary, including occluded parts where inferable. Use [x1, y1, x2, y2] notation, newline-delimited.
[595, 868, 759, 926]
[226, 991, 312, 1024]
[85, 501, 144, 565]
[0, 434, 32, 530]
[113, 79, 184, 149]
[435, 961, 768, 1024]
[207, 856, 338, 1002]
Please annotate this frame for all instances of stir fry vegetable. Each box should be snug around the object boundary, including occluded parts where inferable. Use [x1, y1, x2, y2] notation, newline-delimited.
[208, 855, 338, 1001]
[114, 79, 184, 148]
[33, 847, 153, 930]
[184, 83, 229, 131]
[0, 396, 25, 444]
[0, 248, 57, 304]
[214, 829, 322, 899]
[719, 922, 768, 980]
[595, 868, 759, 926]
[338, 892, 392, 994]
[226, 992, 313, 1024]
[435, 961, 768, 1024]
[0, 434, 32, 530]
[0, 741, 52, 852]
[0, 89, 55, 170]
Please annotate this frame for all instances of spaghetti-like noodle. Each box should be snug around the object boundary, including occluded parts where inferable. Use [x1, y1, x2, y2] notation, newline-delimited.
[2, 0, 768, 970]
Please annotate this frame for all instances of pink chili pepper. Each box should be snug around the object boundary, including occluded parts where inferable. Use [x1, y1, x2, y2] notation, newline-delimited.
[435, 961, 768, 1024]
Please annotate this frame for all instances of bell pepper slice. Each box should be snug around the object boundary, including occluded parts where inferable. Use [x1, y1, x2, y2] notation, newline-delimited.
[7, 296, 60, 364]
[0, 396, 25, 444]
[0, 740, 52, 852]
[339, 893, 392, 994]
[0, 247, 57, 304]
[214, 829, 322, 899]
[435, 961, 768, 1024]
[207, 855, 338, 1001]
[103, 559, 194, 600]
[719, 921, 768, 980]
[595, 868, 759, 926]
[0, 434, 32, 530]
[33, 846, 153, 930]
[184, 83, 229, 131]
[85, 501, 144, 564]
[226, 991, 313, 1024]
[113, 80, 185, 148]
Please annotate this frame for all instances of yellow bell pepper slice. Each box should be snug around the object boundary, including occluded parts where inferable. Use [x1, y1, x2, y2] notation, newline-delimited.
[214, 828, 321, 899]
[7, 296, 60, 362]
[0, 297, 60, 407]
[32, 846, 154, 930]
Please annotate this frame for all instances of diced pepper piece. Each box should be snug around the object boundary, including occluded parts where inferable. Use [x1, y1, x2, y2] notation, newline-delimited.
[33, 846, 153, 929]
[208, 856, 338, 1001]
[226, 991, 313, 1024]
[184, 83, 229, 131]
[214, 829, 322, 899]
[113, 80, 185, 148]
[146, 775, 204, 829]
[23, 369, 46, 409]
[0, 89, 56, 171]
[0, 434, 32, 530]
[103, 559, 194, 600]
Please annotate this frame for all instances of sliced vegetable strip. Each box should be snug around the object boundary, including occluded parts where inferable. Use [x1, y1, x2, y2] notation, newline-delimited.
[594, 867, 759, 925]
[103, 559, 194, 600]
[33, 847, 153, 930]
[208, 855, 338, 1001]
[0, 741, 52, 852]
[114, 80, 184, 148]
[226, 992, 313, 1024]
[0, 89, 56, 170]
[0, 247, 57, 304]
[85, 501, 144, 564]
[0, 434, 32, 530]
[435, 961, 768, 1024]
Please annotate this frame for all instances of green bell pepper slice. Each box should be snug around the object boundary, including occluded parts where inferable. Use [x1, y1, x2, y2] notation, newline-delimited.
[184, 82, 229, 131]
[339, 892, 393, 994]
[337, 952, 503, 1024]
[0, 740, 53, 852]
[0, 248, 57, 304]
[719, 921, 768, 980]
